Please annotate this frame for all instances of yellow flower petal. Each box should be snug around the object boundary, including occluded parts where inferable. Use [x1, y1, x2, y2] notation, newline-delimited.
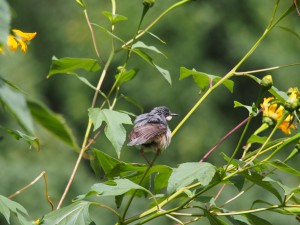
[18, 39, 28, 52]
[7, 35, 19, 51]
[12, 29, 37, 41]
[261, 97, 295, 134]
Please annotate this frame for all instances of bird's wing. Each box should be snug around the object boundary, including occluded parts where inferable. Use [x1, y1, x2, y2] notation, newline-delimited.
[128, 123, 167, 146]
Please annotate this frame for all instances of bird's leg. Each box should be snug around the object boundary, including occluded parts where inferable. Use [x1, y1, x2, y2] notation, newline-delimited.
[140, 147, 151, 164]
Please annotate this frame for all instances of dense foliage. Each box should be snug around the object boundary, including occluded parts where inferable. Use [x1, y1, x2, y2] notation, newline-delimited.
[0, 0, 300, 224]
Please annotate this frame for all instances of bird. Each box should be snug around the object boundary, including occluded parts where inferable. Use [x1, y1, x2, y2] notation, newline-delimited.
[128, 106, 178, 162]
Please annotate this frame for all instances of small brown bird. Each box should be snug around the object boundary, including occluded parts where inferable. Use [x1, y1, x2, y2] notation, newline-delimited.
[128, 106, 178, 162]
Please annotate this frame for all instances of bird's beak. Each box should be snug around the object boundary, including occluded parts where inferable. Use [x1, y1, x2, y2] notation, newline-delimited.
[166, 113, 179, 121]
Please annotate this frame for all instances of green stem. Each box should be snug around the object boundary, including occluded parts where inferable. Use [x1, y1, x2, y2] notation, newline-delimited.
[172, 1, 293, 138]
[118, 0, 193, 52]
[57, 2, 116, 209]
[262, 131, 300, 162]
[121, 152, 160, 222]
[245, 111, 289, 166]
[135, 180, 220, 224]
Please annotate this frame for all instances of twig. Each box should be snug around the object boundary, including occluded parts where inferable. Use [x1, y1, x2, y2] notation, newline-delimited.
[8, 171, 54, 210]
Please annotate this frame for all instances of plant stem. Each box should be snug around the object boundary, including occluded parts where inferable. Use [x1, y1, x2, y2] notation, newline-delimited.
[57, 2, 116, 209]
[172, 1, 292, 138]
[118, 0, 193, 52]
[121, 151, 160, 222]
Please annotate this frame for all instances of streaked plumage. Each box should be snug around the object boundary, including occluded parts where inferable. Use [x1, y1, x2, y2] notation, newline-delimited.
[128, 106, 177, 153]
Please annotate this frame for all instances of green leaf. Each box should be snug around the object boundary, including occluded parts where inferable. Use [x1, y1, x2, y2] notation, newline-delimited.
[102, 11, 127, 25]
[167, 162, 216, 194]
[247, 134, 268, 144]
[88, 108, 132, 158]
[115, 69, 139, 86]
[120, 94, 144, 113]
[0, 0, 10, 45]
[76, 179, 149, 200]
[47, 57, 101, 78]
[92, 23, 125, 43]
[132, 41, 167, 58]
[92, 149, 172, 191]
[91, 149, 121, 176]
[154, 63, 171, 85]
[202, 208, 227, 225]
[266, 160, 300, 176]
[0, 195, 31, 225]
[42, 201, 92, 225]
[263, 176, 295, 195]
[278, 26, 300, 40]
[0, 77, 35, 133]
[27, 100, 79, 150]
[244, 74, 288, 101]
[245, 214, 273, 225]
[1, 127, 40, 150]
[226, 215, 250, 225]
[110, 163, 172, 191]
[229, 175, 245, 192]
[179, 67, 234, 93]
[132, 48, 172, 85]
[145, 31, 166, 44]
[241, 171, 282, 202]
[234, 101, 258, 116]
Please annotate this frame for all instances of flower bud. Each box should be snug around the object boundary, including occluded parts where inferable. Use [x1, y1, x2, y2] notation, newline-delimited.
[284, 88, 300, 112]
[262, 116, 275, 126]
[143, 0, 155, 8]
[260, 75, 273, 90]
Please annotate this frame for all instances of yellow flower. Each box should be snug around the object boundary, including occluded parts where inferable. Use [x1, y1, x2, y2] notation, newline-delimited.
[6, 29, 37, 53]
[7, 35, 19, 51]
[261, 97, 295, 134]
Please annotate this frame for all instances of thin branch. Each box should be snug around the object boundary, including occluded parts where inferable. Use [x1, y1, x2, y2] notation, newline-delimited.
[8, 171, 54, 210]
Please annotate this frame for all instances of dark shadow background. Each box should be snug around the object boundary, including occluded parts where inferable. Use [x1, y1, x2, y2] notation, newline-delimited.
[0, 0, 299, 224]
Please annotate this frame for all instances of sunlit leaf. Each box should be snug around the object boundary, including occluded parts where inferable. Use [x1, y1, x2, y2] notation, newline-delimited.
[115, 68, 139, 86]
[247, 134, 268, 144]
[0, 0, 10, 45]
[0, 195, 31, 225]
[89, 109, 132, 158]
[91, 149, 121, 176]
[234, 101, 258, 116]
[42, 201, 92, 225]
[167, 162, 216, 194]
[102, 11, 127, 25]
[241, 171, 282, 202]
[1, 127, 40, 150]
[0, 77, 34, 133]
[27, 100, 79, 150]
[76, 179, 149, 200]
[132, 41, 167, 58]
[47, 57, 101, 78]
[179, 67, 234, 93]
[132, 48, 171, 84]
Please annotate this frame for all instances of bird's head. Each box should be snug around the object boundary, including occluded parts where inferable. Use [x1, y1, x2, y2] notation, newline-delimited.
[151, 106, 178, 121]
